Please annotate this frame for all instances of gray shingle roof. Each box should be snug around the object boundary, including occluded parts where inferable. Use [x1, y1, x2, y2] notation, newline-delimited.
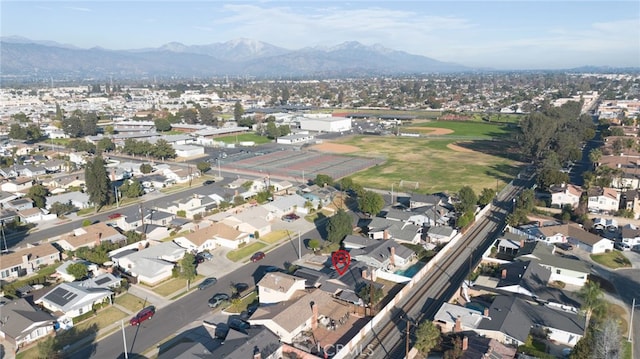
[0, 298, 55, 341]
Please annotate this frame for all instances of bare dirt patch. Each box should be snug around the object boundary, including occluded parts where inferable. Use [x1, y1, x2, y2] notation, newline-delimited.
[404, 127, 454, 135]
[447, 142, 475, 153]
[310, 142, 360, 153]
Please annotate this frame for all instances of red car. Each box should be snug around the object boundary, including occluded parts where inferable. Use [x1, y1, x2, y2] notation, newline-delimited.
[250, 251, 265, 262]
[108, 213, 122, 220]
[130, 306, 155, 326]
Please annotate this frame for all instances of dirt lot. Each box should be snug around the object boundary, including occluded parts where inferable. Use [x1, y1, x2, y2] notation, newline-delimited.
[403, 127, 454, 135]
[447, 142, 475, 153]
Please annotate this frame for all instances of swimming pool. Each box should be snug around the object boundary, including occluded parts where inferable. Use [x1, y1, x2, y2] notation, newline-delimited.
[394, 261, 426, 277]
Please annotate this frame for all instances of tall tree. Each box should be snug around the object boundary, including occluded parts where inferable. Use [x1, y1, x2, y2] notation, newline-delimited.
[27, 184, 50, 209]
[358, 190, 385, 216]
[577, 281, 604, 334]
[592, 317, 622, 359]
[456, 186, 477, 214]
[85, 156, 111, 210]
[180, 253, 197, 290]
[196, 161, 211, 175]
[314, 174, 334, 187]
[326, 209, 352, 243]
[67, 262, 88, 280]
[478, 188, 496, 206]
[233, 101, 244, 121]
[414, 320, 442, 355]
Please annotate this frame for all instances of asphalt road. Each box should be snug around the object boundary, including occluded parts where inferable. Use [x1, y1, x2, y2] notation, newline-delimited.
[603, 268, 640, 359]
[67, 226, 320, 359]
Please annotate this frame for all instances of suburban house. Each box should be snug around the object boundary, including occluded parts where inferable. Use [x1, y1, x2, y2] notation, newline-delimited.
[217, 206, 274, 238]
[6, 197, 33, 211]
[621, 223, 640, 248]
[156, 164, 197, 184]
[523, 223, 613, 254]
[41, 174, 85, 192]
[249, 288, 352, 344]
[620, 189, 640, 219]
[367, 217, 422, 244]
[55, 260, 96, 282]
[166, 193, 217, 219]
[349, 238, 416, 270]
[113, 241, 185, 285]
[14, 165, 46, 178]
[409, 193, 447, 209]
[549, 183, 583, 209]
[36, 282, 113, 319]
[495, 231, 529, 256]
[1, 177, 33, 193]
[173, 222, 249, 251]
[0, 243, 61, 280]
[0, 298, 56, 348]
[56, 222, 127, 252]
[45, 191, 92, 210]
[434, 295, 585, 347]
[515, 241, 590, 286]
[587, 186, 620, 213]
[426, 226, 458, 243]
[115, 207, 175, 232]
[18, 208, 56, 224]
[298, 184, 337, 208]
[257, 272, 306, 304]
[262, 194, 310, 217]
[473, 260, 553, 300]
[592, 217, 618, 232]
[139, 173, 175, 189]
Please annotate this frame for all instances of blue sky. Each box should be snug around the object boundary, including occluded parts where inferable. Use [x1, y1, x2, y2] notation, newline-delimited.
[2, 1, 639, 70]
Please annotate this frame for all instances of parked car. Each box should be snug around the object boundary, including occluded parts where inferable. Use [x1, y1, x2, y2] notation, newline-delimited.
[198, 277, 218, 290]
[203, 180, 215, 186]
[130, 306, 155, 326]
[250, 251, 266, 262]
[108, 213, 122, 220]
[194, 255, 205, 264]
[208, 293, 230, 308]
[233, 282, 249, 294]
[555, 243, 573, 251]
[263, 265, 280, 273]
[199, 251, 213, 261]
[228, 318, 250, 332]
[282, 213, 300, 222]
[614, 242, 631, 251]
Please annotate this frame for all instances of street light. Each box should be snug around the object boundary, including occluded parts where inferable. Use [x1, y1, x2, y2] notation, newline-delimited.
[628, 297, 640, 342]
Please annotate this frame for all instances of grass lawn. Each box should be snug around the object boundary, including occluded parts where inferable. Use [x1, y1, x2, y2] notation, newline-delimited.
[622, 340, 632, 359]
[216, 133, 272, 145]
[260, 229, 290, 244]
[151, 275, 204, 297]
[590, 251, 632, 269]
[408, 120, 514, 138]
[226, 242, 267, 262]
[332, 108, 442, 120]
[607, 303, 629, 334]
[334, 135, 522, 194]
[75, 306, 128, 332]
[226, 291, 258, 313]
[114, 293, 147, 313]
[305, 209, 333, 223]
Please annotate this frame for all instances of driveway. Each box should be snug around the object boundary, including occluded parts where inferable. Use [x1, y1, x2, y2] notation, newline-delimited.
[196, 247, 242, 278]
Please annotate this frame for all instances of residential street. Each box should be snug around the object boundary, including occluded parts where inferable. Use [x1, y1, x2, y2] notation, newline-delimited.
[66, 225, 320, 359]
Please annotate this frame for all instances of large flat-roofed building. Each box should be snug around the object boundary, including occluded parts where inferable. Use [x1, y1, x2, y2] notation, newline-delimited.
[298, 115, 351, 133]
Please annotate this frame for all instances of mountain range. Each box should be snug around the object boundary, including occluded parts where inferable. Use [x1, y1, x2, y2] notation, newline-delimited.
[0, 37, 470, 80]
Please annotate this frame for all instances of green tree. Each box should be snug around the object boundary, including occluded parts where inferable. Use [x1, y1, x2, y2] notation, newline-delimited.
[414, 320, 442, 355]
[577, 281, 604, 334]
[233, 101, 244, 121]
[97, 138, 115, 154]
[478, 188, 495, 206]
[196, 161, 211, 175]
[314, 174, 334, 187]
[326, 208, 352, 243]
[139, 163, 153, 174]
[67, 262, 88, 280]
[49, 201, 78, 217]
[154, 118, 172, 132]
[85, 156, 112, 210]
[8, 124, 26, 140]
[27, 184, 49, 208]
[37, 336, 59, 358]
[265, 121, 279, 139]
[180, 253, 197, 290]
[123, 178, 144, 198]
[358, 190, 385, 216]
[124, 230, 143, 244]
[357, 283, 384, 305]
[308, 239, 321, 252]
[456, 186, 477, 214]
[152, 139, 176, 159]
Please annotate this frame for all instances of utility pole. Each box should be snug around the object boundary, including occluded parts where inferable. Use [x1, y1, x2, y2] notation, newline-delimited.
[121, 319, 128, 359]
[1, 220, 7, 253]
[139, 204, 145, 240]
[298, 231, 301, 260]
[629, 297, 638, 342]
[114, 186, 119, 208]
[406, 319, 410, 358]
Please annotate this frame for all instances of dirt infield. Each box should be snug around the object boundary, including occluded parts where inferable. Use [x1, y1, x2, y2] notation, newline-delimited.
[446, 142, 475, 153]
[404, 127, 454, 135]
[310, 142, 360, 153]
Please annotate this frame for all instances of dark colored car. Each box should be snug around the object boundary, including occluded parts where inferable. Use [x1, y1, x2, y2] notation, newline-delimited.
[234, 282, 249, 294]
[250, 251, 266, 262]
[264, 265, 280, 273]
[228, 318, 250, 332]
[282, 213, 300, 222]
[556, 243, 573, 251]
[208, 293, 230, 308]
[199, 251, 213, 261]
[198, 277, 218, 290]
[195, 255, 205, 264]
[108, 213, 122, 220]
[130, 306, 155, 326]
[203, 180, 215, 186]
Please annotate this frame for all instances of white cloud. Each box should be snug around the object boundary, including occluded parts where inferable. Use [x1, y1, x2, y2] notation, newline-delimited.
[65, 6, 92, 12]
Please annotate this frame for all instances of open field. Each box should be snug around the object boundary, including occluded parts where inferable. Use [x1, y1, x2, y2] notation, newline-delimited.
[329, 133, 522, 194]
[408, 120, 515, 138]
[331, 108, 442, 120]
[216, 133, 272, 145]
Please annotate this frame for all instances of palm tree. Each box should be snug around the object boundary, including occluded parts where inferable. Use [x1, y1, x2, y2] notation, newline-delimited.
[588, 148, 602, 167]
[577, 281, 604, 334]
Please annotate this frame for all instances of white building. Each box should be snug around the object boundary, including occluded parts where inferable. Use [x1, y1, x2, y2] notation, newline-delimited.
[298, 115, 351, 133]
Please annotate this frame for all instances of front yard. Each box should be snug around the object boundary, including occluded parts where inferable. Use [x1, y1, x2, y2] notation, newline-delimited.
[260, 230, 289, 244]
[114, 293, 147, 312]
[590, 251, 631, 269]
[149, 275, 204, 297]
[226, 242, 267, 262]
